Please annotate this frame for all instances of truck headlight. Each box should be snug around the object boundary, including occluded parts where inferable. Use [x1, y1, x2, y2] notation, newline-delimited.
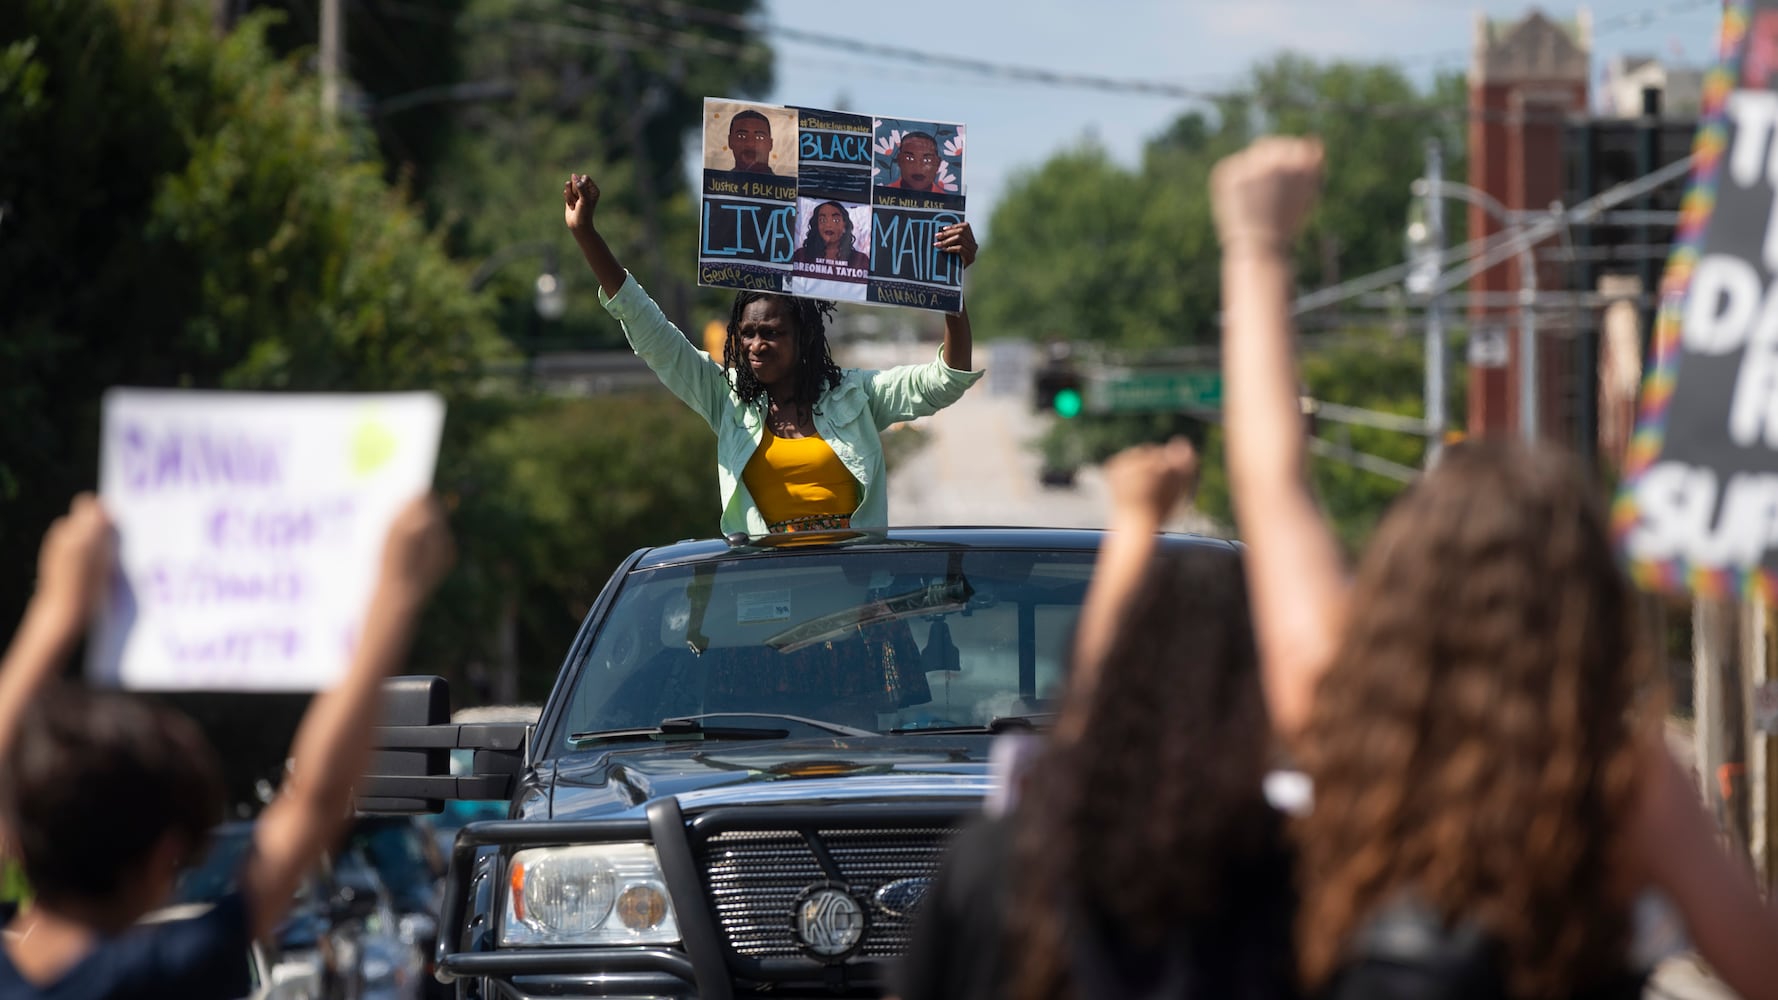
[500, 843, 680, 946]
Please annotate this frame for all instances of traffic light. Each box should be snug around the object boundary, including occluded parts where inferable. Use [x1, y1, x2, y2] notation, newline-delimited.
[1054, 386, 1083, 419]
[1032, 366, 1084, 418]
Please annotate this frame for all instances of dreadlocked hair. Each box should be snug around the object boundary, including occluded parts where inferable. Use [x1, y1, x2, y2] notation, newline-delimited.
[724, 291, 843, 420]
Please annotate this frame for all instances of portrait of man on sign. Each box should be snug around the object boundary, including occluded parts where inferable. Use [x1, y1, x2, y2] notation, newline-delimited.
[873, 120, 964, 196]
[885, 132, 942, 191]
[727, 110, 776, 174]
[702, 102, 797, 178]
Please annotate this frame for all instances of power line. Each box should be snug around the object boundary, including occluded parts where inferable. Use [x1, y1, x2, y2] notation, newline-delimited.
[1306, 435, 1421, 483]
[381, 1, 764, 61]
[1384, 0, 1723, 70]
[383, 0, 1723, 123]
[1427, 153, 1695, 294]
[1287, 153, 1692, 318]
[753, 0, 1719, 120]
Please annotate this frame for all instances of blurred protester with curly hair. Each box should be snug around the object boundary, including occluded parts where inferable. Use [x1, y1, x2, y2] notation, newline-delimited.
[1214, 136, 1778, 1000]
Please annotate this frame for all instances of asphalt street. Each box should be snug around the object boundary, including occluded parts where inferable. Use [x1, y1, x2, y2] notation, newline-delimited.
[845, 339, 1223, 535]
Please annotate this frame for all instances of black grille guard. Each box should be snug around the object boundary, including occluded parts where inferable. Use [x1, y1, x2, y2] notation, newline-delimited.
[436, 800, 972, 998]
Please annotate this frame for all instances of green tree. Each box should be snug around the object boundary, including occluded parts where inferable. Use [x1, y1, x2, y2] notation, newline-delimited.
[233, 0, 774, 352]
[973, 57, 1465, 350]
[1241, 55, 1468, 288]
[418, 393, 716, 699]
[376, 0, 772, 344]
[968, 145, 1152, 346]
[981, 55, 1468, 548]
[0, 0, 504, 636]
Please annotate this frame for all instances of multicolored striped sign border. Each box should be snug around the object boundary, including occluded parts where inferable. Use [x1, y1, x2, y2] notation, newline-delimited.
[1611, 0, 1760, 603]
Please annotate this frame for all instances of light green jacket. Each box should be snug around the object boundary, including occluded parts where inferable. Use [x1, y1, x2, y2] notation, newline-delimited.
[600, 273, 984, 535]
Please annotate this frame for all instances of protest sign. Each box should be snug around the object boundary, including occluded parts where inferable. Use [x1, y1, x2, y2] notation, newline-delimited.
[88, 390, 445, 691]
[1617, 1, 1778, 599]
[698, 98, 966, 312]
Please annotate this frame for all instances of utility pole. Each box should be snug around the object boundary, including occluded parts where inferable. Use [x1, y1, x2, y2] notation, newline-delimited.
[1424, 140, 1447, 463]
[320, 0, 343, 120]
[1518, 228, 1538, 444]
[1753, 601, 1775, 889]
[1696, 597, 1752, 860]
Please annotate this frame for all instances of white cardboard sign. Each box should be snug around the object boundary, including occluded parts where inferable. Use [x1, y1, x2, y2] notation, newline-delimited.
[88, 389, 445, 691]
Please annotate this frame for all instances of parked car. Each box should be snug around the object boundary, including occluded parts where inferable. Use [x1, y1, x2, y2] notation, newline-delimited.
[173, 821, 423, 1000]
[139, 900, 292, 1000]
[171, 822, 326, 1000]
[362, 527, 1241, 999]
[346, 815, 448, 999]
[326, 848, 425, 1000]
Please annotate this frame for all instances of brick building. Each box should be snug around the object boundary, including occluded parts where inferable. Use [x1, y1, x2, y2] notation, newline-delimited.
[1466, 10, 1591, 438]
[1465, 9, 1695, 460]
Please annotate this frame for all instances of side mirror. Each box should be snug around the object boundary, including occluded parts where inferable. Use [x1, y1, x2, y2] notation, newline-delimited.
[356, 676, 529, 814]
[360, 676, 452, 814]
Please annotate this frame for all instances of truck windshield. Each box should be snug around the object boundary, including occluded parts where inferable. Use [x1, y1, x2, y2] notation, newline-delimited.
[547, 547, 1096, 756]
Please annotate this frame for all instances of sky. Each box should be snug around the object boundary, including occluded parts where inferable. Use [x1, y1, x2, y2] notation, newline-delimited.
[759, 0, 1724, 229]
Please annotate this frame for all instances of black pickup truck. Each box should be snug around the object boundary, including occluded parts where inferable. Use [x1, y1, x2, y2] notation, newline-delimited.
[361, 527, 1239, 1000]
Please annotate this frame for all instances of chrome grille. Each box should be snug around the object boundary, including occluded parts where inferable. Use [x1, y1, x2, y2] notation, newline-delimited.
[699, 826, 956, 959]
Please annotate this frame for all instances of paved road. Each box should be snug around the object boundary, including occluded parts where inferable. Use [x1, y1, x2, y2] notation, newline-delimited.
[844, 339, 1222, 535]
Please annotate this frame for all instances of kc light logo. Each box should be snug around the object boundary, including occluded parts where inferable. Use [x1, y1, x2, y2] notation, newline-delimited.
[791, 883, 865, 960]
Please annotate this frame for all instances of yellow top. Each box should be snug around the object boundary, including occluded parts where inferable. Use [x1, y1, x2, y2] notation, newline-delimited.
[741, 428, 861, 530]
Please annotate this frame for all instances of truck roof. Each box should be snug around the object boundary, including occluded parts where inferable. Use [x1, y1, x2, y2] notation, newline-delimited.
[632, 525, 1237, 571]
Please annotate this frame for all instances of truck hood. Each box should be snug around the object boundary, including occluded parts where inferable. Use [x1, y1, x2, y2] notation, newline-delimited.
[540, 734, 1000, 819]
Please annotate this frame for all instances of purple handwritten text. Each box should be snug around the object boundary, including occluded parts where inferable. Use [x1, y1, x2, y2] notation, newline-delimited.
[147, 562, 304, 605]
[163, 626, 302, 665]
[207, 498, 355, 550]
[119, 422, 285, 493]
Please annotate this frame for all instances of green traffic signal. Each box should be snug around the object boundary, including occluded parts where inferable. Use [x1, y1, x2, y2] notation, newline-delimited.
[1053, 387, 1083, 419]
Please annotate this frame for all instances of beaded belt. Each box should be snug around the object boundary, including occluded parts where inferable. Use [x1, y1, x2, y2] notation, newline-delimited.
[769, 513, 853, 534]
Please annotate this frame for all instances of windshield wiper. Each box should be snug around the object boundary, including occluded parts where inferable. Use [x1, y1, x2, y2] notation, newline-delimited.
[889, 713, 1057, 735]
[567, 718, 789, 746]
[567, 712, 877, 747]
[665, 713, 877, 738]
